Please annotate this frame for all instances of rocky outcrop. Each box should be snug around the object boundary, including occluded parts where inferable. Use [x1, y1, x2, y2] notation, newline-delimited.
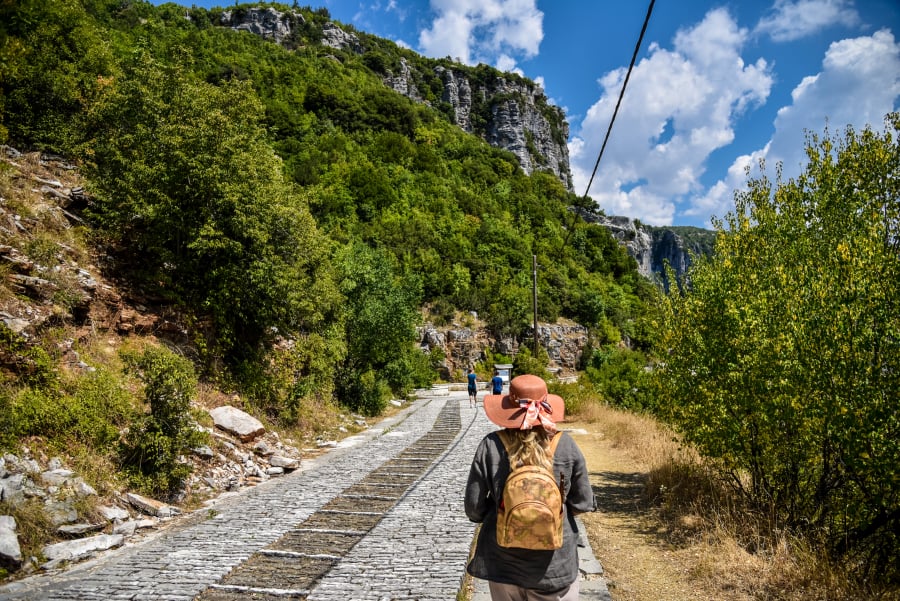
[391, 66, 572, 190]
[220, 7, 303, 45]
[418, 318, 586, 379]
[0, 147, 192, 343]
[384, 57, 422, 102]
[434, 66, 472, 130]
[321, 21, 363, 53]
[215, 7, 572, 191]
[585, 214, 715, 283]
[483, 78, 570, 189]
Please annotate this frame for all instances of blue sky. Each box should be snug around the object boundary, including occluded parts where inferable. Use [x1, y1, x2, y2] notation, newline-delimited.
[164, 1, 900, 227]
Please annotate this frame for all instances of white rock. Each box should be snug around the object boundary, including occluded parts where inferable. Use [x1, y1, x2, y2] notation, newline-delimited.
[42, 533, 124, 562]
[0, 516, 22, 565]
[125, 492, 172, 518]
[268, 455, 299, 469]
[209, 406, 265, 442]
[97, 505, 129, 522]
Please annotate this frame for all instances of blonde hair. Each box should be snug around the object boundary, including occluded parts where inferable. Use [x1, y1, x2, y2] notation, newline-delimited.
[504, 428, 554, 470]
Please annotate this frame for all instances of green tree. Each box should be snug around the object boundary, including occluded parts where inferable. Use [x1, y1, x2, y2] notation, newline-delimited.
[84, 48, 340, 363]
[334, 242, 423, 414]
[0, 0, 115, 149]
[656, 114, 900, 583]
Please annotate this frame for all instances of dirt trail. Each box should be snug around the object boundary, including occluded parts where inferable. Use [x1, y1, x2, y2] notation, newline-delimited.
[568, 427, 704, 601]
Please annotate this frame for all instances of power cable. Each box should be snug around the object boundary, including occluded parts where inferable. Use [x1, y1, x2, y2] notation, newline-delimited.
[562, 0, 655, 250]
[582, 0, 656, 200]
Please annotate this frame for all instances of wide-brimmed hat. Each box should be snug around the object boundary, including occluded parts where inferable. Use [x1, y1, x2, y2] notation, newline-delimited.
[483, 374, 564, 430]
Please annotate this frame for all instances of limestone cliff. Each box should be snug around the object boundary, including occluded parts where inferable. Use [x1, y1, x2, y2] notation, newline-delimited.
[418, 318, 587, 380]
[217, 9, 572, 191]
[586, 215, 716, 283]
[396, 63, 573, 190]
[219, 7, 302, 45]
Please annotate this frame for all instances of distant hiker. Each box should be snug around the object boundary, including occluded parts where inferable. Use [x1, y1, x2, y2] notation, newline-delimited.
[464, 374, 595, 601]
[467, 367, 478, 407]
[491, 369, 504, 395]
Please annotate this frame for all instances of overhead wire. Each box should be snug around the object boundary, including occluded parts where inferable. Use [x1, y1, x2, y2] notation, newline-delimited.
[562, 0, 655, 251]
[582, 0, 656, 200]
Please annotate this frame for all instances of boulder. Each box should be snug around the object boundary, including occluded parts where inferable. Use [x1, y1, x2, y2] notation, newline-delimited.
[268, 455, 299, 470]
[209, 406, 265, 442]
[0, 515, 22, 567]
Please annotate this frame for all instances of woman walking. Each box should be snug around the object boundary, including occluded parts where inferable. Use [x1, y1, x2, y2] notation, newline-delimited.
[464, 374, 595, 600]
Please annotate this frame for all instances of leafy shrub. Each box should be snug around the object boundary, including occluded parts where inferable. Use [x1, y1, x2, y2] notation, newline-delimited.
[0, 325, 57, 388]
[655, 115, 900, 585]
[337, 367, 390, 417]
[119, 345, 205, 499]
[70, 368, 135, 450]
[4, 388, 71, 440]
[382, 347, 436, 397]
[237, 331, 344, 426]
[547, 380, 596, 418]
[511, 346, 551, 381]
[584, 347, 651, 410]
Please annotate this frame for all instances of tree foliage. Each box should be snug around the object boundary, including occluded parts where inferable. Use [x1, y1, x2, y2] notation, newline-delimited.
[656, 115, 900, 581]
[2, 0, 657, 417]
[120, 345, 207, 499]
[83, 47, 341, 362]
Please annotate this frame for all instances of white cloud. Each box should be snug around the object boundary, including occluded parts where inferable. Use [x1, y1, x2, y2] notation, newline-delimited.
[569, 8, 773, 226]
[771, 30, 900, 171]
[756, 0, 861, 42]
[696, 29, 900, 223]
[418, 10, 475, 63]
[418, 0, 543, 65]
[496, 53, 518, 73]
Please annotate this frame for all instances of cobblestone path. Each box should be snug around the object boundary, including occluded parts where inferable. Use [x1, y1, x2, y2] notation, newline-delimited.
[0, 387, 495, 601]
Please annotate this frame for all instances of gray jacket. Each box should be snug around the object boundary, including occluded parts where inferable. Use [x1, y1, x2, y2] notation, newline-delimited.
[464, 430, 595, 592]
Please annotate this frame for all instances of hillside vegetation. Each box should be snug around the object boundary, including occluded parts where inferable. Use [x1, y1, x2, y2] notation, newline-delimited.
[0, 0, 654, 515]
[1, 0, 656, 410]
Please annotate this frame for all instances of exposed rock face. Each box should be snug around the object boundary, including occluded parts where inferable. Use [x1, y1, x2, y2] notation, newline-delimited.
[216, 8, 571, 191]
[482, 78, 571, 190]
[395, 66, 572, 190]
[418, 319, 586, 379]
[587, 214, 715, 283]
[220, 7, 302, 44]
[434, 66, 472, 131]
[384, 58, 422, 102]
[321, 21, 363, 53]
[594, 215, 655, 276]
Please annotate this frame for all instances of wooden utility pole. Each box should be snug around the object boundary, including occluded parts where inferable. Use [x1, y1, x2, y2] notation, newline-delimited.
[532, 254, 539, 357]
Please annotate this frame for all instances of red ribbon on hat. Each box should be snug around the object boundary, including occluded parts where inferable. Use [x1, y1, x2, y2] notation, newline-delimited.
[518, 396, 558, 434]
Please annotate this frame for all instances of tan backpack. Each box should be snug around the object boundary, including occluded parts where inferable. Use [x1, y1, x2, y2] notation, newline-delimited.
[496, 430, 565, 550]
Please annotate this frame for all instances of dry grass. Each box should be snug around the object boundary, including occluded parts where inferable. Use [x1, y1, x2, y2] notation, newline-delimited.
[565, 401, 895, 601]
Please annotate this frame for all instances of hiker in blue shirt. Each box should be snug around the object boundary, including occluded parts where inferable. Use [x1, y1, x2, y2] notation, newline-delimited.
[467, 367, 478, 407]
[491, 370, 504, 395]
